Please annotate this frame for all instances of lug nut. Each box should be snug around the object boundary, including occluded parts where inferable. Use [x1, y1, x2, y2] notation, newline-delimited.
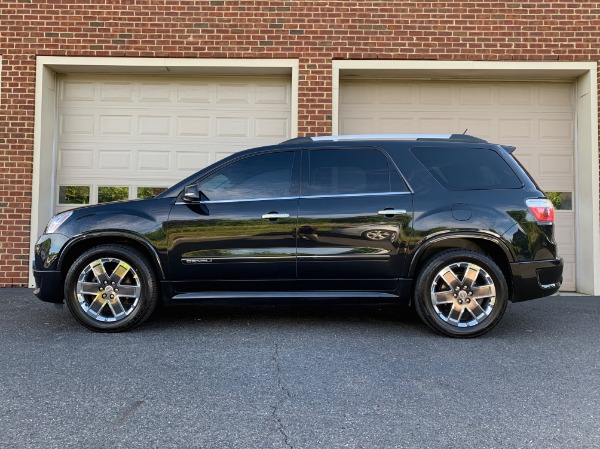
[102, 294, 107, 298]
[468, 291, 473, 296]
[110, 295, 114, 299]
[99, 287, 103, 291]
[453, 294, 457, 298]
[112, 282, 115, 285]
[458, 299, 463, 304]
[104, 281, 108, 285]
[115, 288, 119, 292]
[455, 286, 460, 291]
[466, 298, 471, 303]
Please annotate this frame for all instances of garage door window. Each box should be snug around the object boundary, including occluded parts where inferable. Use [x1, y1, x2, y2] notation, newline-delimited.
[58, 186, 91, 205]
[98, 186, 129, 203]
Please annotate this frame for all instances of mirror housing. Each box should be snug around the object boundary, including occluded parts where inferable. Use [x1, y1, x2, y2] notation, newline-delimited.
[182, 183, 200, 203]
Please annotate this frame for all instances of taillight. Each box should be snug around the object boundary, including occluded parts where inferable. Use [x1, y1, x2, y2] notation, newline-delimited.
[526, 198, 555, 223]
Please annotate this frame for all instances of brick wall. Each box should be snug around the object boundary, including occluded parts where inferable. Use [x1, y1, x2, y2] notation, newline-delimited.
[1, 0, 599, 286]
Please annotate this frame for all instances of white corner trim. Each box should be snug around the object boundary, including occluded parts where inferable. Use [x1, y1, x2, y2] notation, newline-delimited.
[29, 56, 300, 287]
[332, 60, 600, 294]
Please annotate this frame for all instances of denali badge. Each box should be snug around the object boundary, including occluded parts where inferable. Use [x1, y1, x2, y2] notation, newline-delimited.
[182, 258, 213, 264]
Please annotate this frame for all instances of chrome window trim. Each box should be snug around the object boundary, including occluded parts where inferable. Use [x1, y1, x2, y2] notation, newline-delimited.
[300, 191, 410, 200]
[174, 191, 410, 205]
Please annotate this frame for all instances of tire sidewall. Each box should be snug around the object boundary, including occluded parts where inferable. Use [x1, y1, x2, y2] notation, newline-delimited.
[414, 250, 508, 338]
[64, 245, 157, 332]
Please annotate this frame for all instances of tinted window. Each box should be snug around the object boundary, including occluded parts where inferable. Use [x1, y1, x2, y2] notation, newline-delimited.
[307, 148, 391, 195]
[412, 147, 522, 190]
[198, 152, 294, 201]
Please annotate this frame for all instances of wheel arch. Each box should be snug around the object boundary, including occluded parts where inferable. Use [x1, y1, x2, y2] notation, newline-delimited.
[57, 232, 166, 282]
[407, 233, 515, 294]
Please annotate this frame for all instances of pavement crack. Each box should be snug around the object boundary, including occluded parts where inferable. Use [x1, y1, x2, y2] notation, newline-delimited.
[272, 343, 293, 449]
[111, 400, 145, 426]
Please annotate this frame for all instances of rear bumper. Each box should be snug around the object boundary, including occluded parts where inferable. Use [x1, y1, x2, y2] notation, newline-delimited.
[32, 267, 63, 304]
[510, 258, 563, 302]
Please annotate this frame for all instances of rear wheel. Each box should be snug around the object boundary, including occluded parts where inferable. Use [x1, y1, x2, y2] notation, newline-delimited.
[414, 250, 508, 338]
[64, 244, 158, 332]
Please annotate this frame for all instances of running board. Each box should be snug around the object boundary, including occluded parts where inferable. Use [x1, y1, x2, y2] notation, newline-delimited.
[171, 291, 400, 301]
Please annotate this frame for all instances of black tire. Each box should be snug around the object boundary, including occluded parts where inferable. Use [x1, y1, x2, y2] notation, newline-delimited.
[414, 249, 508, 338]
[64, 244, 159, 332]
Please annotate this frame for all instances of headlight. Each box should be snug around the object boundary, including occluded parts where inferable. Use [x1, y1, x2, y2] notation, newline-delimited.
[45, 211, 73, 234]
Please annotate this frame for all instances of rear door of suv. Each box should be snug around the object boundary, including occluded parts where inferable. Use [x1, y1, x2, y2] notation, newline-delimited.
[297, 146, 413, 291]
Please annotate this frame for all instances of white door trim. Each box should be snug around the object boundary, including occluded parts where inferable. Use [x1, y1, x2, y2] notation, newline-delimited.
[333, 60, 599, 295]
[30, 57, 299, 287]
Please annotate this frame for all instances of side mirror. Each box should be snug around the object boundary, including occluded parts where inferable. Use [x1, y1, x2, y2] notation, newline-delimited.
[182, 184, 200, 203]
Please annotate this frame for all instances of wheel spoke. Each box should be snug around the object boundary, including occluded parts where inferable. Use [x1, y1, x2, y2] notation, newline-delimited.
[440, 269, 460, 289]
[462, 264, 481, 289]
[115, 285, 139, 298]
[78, 281, 100, 295]
[466, 300, 486, 321]
[110, 261, 132, 285]
[432, 291, 455, 305]
[447, 304, 464, 323]
[91, 260, 110, 284]
[88, 296, 106, 316]
[472, 285, 494, 300]
[107, 297, 126, 318]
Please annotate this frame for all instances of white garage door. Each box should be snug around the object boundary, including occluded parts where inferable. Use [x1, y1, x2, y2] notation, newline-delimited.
[340, 80, 576, 291]
[56, 74, 291, 211]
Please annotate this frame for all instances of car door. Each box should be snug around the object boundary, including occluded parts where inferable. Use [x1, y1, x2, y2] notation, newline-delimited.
[166, 150, 300, 293]
[297, 146, 413, 291]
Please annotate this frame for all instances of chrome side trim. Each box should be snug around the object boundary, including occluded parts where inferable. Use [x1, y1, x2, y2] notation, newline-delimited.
[172, 291, 400, 301]
[174, 191, 410, 205]
[540, 282, 559, 289]
[174, 196, 298, 205]
[301, 192, 410, 200]
[311, 134, 453, 141]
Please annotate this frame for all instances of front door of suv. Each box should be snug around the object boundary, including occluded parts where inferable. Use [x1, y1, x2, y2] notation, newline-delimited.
[166, 150, 299, 293]
[297, 147, 413, 291]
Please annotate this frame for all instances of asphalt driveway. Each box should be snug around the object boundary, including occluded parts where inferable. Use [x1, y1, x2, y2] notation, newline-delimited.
[0, 288, 599, 449]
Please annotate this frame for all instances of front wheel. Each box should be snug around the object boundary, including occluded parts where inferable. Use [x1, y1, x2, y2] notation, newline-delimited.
[64, 244, 159, 332]
[414, 250, 508, 338]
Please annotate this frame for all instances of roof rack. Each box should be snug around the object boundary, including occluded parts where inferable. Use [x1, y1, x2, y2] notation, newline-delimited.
[282, 134, 488, 144]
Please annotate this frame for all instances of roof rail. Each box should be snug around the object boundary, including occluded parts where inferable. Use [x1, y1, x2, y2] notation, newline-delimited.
[281, 134, 488, 144]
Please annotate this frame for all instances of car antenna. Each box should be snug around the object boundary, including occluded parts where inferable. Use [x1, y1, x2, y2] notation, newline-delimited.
[463, 129, 468, 134]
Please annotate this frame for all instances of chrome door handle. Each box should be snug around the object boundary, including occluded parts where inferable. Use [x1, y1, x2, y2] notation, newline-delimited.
[377, 209, 407, 215]
[262, 213, 290, 219]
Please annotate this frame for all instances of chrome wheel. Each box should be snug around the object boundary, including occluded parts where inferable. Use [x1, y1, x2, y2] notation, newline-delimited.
[430, 262, 496, 328]
[76, 258, 141, 323]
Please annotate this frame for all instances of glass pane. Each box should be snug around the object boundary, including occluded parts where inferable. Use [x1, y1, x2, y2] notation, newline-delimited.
[58, 186, 90, 204]
[412, 147, 522, 190]
[98, 186, 129, 203]
[137, 187, 167, 198]
[198, 152, 294, 202]
[546, 192, 573, 210]
[308, 148, 390, 196]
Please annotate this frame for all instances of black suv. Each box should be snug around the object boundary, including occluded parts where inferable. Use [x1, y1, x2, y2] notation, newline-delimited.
[33, 134, 563, 337]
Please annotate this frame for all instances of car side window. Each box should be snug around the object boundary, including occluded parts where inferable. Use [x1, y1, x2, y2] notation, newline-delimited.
[306, 148, 393, 196]
[198, 151, 295, 201]
[411, 146, 523, 190]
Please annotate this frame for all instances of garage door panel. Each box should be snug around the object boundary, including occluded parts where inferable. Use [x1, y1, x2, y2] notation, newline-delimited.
[56, 74, 291, 215]
[340, 79, 576, 291]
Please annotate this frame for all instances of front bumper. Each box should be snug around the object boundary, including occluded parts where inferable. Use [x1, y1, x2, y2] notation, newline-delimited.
[32, 233, 70, 304]
[510, 258, 563, 302]
[32, 267, 63, 303]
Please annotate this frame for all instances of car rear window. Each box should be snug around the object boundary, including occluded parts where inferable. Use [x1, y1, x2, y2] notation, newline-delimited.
[411, 146, 523, 190]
